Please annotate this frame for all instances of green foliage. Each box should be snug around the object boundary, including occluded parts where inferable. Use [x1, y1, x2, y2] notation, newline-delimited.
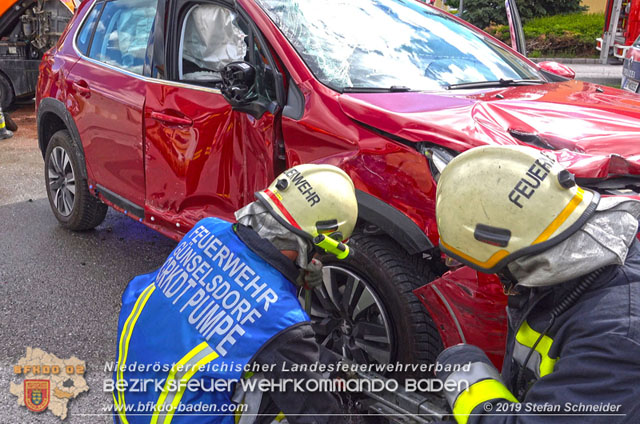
[460, 0, 507, 29]
[537, 0, 587, 17]
[460, 0, 586, 29]
[524, 12, 604, 40]
[485, 13, 605, 57]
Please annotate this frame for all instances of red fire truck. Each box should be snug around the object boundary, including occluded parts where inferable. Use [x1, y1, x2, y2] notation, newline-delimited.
[597, 0, 640, 62]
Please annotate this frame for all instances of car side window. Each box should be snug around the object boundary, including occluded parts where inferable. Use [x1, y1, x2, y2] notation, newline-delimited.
[87, 0, 157, 75]
[76, 1, 104, 55]
[178, 4, 277, 102]
[179, 4, 247, 84]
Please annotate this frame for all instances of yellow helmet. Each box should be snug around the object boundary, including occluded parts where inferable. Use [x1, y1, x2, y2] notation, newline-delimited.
[255, 164, 358, 242]
[436, 145, 599, 273]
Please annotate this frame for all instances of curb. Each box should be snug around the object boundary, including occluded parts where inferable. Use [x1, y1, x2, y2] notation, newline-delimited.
[530, 58, 604, 64]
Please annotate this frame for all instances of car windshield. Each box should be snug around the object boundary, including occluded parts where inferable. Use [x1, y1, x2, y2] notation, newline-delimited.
[255, 0, 541, 91]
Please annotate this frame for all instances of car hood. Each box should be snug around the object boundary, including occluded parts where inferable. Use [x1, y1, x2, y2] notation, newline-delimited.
[338, 80, 640, 178]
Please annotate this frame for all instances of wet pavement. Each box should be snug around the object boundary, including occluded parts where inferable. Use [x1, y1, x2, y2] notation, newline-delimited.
[0, 104, 177, 423]
[0, 103, 46, 206]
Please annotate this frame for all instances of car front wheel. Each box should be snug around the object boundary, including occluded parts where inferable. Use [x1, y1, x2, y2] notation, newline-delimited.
[307, 233, 443, 372]
[44, 130, 107, 230]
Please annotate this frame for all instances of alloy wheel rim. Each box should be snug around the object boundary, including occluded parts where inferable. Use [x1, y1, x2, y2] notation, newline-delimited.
[301, 265, 394, 365]
[48, 146, 76, 217]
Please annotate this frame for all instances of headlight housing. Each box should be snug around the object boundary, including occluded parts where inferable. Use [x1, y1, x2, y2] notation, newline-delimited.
[420, 145, 457, 182]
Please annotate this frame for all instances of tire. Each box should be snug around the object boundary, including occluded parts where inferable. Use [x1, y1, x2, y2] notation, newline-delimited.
[307, 232, 443, 371]
[0, 73, 14, 111]
[44, 129, 108, 230]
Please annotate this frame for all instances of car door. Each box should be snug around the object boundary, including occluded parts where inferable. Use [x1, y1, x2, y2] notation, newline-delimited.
[505, 0, 526, 55]
[67, 0, 158, 215]
[143, 0, 284, 234]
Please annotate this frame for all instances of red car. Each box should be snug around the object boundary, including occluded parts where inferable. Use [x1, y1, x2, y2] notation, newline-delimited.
[36, 0, 640, 369]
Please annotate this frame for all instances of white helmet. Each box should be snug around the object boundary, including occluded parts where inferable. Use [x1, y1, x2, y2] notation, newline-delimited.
[255, 164, 358, 242]
[436, 145, 599, 273]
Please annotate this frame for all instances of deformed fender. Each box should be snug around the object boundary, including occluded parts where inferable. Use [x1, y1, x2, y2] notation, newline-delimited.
[356, 189, 433, 254]
[37, 97, 87, 179]
[413, 266, 508, 369]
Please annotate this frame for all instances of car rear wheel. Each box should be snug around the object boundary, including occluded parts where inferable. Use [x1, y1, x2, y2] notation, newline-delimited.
[44, 130, 108, 230]
[307, 233, 443, 371]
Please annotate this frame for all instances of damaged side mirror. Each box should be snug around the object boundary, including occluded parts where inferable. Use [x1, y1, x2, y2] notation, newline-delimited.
[537, 61, 576, 81]
[221, 61, 258, 105]
[221, 61, 270, 118]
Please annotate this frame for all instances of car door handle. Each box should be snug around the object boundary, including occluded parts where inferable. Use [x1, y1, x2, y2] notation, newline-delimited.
[150, 111, 193, 126]
[73, 80, 91, 98]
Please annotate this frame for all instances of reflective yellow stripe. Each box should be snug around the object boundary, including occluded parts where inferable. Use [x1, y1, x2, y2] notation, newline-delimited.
[440, 239, 510, 269]
[116, 284, 156, 423]
[532, 188, 584, 244]
[151, 341, 219, 424]
[452, 379, 518, 424]
[151, 342, 208, 424]
[515, 321, 557, 377]
[441, 188, 585, 269]
[112, 392, 120, 418]
[275, 412, 286, 422]
[164, 349, 219, 423]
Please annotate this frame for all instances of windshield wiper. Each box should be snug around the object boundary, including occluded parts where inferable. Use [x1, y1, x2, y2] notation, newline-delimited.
[447, 78, 546, 90]
[341, 85, 413, 93]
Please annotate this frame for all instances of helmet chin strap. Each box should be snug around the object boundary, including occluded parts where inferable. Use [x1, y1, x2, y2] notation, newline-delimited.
[498, 267, 521, 296]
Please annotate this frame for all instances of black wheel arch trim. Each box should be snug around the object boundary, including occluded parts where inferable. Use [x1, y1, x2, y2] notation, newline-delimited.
[37, 97, 88, 179]
[356, 189, 433, 255]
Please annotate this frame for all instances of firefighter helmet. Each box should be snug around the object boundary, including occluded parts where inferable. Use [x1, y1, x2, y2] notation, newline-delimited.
[255, 164, 358, 242]
[436, 145, 599, 273]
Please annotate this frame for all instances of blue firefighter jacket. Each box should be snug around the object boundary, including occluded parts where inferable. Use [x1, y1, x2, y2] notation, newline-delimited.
[112, 217, 309, 424]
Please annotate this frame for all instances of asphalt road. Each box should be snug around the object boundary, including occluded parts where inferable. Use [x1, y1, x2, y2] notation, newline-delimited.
[569, 62, 623, 87]
[0, 105, 177, 422]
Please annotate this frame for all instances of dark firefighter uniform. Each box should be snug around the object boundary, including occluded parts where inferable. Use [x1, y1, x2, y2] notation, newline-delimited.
[437, 240, 640, 424]
[113, 217, 344, 424]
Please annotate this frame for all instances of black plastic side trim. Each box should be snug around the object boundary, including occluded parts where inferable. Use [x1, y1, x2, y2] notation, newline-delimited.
[283, 80, 304, 120]
[96, 184, 145, 219]
[37, 97, 88, 179]
[356, 189, 433, 254]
